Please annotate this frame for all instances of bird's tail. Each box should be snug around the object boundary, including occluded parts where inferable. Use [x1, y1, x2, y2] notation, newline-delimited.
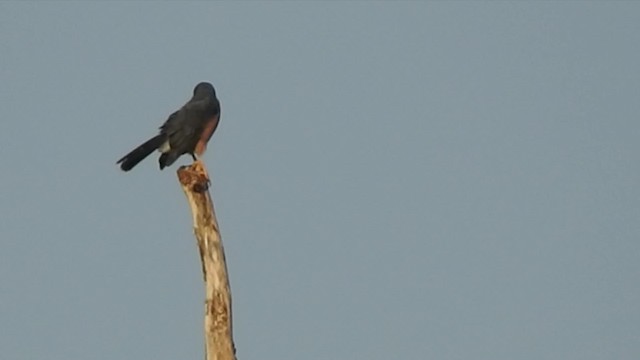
[158, 151, 181, 170]
[117, 135, 165, 171]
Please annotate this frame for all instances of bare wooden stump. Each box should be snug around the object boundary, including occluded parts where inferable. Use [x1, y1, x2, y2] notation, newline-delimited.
[177, 160, 236, 360]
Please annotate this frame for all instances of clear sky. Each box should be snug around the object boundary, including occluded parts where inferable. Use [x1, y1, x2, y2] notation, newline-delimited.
[1, 2, 638, 360]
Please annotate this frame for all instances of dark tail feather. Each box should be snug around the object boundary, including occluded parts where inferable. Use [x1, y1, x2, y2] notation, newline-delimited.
[117, 135, 165, 171]
[158, 151, 180, 170]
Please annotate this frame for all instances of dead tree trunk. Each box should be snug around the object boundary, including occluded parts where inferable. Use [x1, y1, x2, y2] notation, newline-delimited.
[177, 161, 236, 360]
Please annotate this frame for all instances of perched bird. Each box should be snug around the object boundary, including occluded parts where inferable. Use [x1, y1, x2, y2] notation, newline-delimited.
[117, 82, 220, 171]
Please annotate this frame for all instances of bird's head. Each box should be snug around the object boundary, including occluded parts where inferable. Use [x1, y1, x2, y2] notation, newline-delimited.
[193, 82, 216, 98]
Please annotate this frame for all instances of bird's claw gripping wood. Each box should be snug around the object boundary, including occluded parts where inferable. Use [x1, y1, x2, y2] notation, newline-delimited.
[194, 159, 211, 183]
[178, 160, 211, 193]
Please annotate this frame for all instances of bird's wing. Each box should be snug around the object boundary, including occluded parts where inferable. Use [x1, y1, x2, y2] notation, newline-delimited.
[159, 99, 210, 151]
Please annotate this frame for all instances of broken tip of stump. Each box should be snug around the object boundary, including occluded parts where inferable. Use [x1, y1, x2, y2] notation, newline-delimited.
[178, 161, 210, 192]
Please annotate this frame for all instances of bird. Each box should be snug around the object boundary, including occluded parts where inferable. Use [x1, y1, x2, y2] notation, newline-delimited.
[117, 82, 220, 172]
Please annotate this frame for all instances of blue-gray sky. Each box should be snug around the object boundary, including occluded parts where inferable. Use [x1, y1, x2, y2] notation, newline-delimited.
[1, 2, 639, 360]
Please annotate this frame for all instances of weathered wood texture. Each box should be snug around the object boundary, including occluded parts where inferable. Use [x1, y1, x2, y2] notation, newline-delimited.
[177, 161, 236, 360]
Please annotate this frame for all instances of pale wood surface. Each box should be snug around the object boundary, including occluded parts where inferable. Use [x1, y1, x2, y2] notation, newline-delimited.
[178, 161, 236, 360]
